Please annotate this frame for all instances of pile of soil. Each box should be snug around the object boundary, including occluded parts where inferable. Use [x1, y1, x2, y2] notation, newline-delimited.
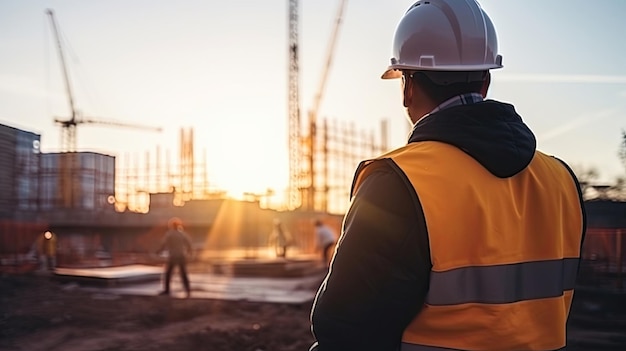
[0, 274, 316, 351]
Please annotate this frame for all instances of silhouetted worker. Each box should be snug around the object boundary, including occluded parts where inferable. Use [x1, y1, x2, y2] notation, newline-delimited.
[314, 220, 336, 268]
[269, 218, 291, 258]
[309, 1, 586, 350]
[37, 231, 57, 271]
[157, 217, 193, 298]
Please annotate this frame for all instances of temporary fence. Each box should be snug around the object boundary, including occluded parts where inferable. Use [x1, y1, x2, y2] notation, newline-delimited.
[0, 220, 48, 273]
[579, 228, 625, 291]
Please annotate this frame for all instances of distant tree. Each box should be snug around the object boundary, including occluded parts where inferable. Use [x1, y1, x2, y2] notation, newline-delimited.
[571, 132, 626, 201]
[571, 164, 599, 200]
[619, 130, 626, 173]
[606, 177, 626, 201]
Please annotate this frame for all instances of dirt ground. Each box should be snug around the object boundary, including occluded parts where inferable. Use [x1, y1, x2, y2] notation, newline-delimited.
[2, 272, 626, 351]
[0, 273, 317, 351]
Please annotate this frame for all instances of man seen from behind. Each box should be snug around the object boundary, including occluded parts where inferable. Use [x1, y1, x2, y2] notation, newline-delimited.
[157, 217, 193, 298]
[309, 1, 586, 350]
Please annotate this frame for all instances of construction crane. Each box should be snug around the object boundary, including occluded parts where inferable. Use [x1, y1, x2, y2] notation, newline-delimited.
[306, 0, 347, 212]
[286, 0, 347, 211]
[287, 0, 301, 210]
[46, 9, 161, 208]
[46, 9, 161, 153]
[308, 0, 348, 132]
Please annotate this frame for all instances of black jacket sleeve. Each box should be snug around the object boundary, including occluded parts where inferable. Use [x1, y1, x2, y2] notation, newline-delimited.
[310, 159, 432, 351]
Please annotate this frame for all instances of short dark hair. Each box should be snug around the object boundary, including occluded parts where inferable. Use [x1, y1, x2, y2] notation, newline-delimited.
[409, 71, 485, 104]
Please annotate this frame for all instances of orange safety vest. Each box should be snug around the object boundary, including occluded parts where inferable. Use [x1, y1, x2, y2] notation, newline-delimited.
[353, 141, 584, 351]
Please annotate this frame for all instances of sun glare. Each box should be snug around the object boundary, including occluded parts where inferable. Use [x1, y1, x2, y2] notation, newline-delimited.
[208, 146, 290, 205]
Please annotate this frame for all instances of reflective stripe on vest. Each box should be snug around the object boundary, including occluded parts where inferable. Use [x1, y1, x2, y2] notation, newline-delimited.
[427, 258, 580, 306]
[400, 343, 567, 351]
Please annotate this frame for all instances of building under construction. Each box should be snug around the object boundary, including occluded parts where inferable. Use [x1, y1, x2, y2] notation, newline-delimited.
[0, 123, 41, 220]
[0, 121, 355, 271]
[1, 0, 389, 267]
[39, 152, 115, 211]
[112, 118, 388, 215]
[10, 0, 624, 284]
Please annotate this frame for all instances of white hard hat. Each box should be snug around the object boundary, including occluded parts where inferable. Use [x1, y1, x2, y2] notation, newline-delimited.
[382, 0, 503, 80]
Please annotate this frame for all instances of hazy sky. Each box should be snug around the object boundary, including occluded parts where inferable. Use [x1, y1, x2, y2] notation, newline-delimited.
[1, 0, 625, 199]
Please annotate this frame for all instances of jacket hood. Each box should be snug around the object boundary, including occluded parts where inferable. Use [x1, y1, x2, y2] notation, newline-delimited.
[408, 100, 536, 178]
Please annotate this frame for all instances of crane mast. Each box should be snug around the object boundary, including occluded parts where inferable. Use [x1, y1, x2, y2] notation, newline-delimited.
[287, 0, 301, 210]
[287, 0, 347, 211]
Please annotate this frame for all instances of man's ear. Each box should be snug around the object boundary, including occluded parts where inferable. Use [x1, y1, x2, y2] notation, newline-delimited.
[480, 71, 491, 98]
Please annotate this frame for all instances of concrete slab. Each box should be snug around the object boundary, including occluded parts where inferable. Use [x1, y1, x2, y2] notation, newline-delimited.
[54, 264, 326, 304]
[81, 272, 324, 304]
[54, 265, 163, 285]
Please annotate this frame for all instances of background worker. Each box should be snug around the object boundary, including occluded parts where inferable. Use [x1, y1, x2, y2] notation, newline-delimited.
[309, 1, 586, 350]
[269, 218, 292, 258]
[314, 220, 336, 268]
[37, 231, 57, 271]
[156, 217, 193, 298]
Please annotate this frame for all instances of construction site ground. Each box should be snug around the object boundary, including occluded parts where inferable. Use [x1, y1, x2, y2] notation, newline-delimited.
[1, 263, 626, 351]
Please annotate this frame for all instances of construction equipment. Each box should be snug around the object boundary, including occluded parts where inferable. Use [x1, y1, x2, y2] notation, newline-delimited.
[305, 0, 347, 212]
[45, 9, 161, 208]
[46, 9, 161, 153]
[287, 0, 347, 211]
[287, 0, 301, 210]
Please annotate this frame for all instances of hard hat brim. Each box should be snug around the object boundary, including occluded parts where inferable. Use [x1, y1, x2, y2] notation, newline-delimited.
[381, 68, 402, 80]
[382, 61, 503, 80]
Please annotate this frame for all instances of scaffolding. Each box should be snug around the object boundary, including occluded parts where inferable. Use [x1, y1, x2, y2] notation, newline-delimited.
[114, 121, 388, 215]
[114, 127, 218, 213]
[315, 118, 389, 214]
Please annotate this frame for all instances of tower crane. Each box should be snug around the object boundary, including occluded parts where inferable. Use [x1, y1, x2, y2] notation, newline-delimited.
[46, 9, 161, 208]
[46, 9, 161, 153]
[305, 0, 347, 212]
[308, 0, 348, 131]
[287, 0, 301, 210]
[286, 0, 347, 211]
